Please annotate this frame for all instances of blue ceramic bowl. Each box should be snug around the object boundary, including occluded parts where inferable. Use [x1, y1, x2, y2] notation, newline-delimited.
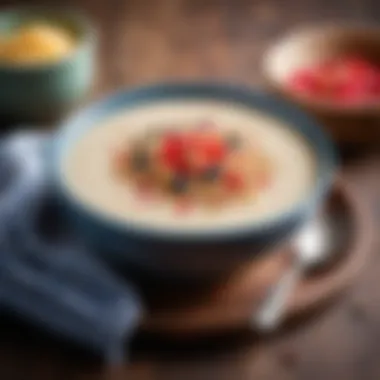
[51, 83, 337, 282]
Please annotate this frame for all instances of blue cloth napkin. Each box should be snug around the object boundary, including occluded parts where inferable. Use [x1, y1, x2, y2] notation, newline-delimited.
[0, 132, 143, 362]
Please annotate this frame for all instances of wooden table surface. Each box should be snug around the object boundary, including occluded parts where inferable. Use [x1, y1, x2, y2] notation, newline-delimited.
[2, 0, 380, 379]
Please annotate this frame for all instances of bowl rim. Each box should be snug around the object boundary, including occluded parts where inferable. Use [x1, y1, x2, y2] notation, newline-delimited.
[262, 22, 380, 115]
[0, 5, 96, 72]
[51, 82, 338, 242]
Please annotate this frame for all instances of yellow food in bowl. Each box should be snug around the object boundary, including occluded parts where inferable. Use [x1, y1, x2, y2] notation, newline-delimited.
[0, 23, 75, 65]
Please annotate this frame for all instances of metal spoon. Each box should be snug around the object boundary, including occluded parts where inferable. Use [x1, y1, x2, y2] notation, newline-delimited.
[253, 214, 335, 331]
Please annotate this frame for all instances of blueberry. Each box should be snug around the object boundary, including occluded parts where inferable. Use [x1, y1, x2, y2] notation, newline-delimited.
[200, 166, 221, 181]
[170, 175, 188, 194]
[131, 150, 149, 171]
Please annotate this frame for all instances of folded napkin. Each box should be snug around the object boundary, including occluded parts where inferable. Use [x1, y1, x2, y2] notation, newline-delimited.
[0, 132, 143, 363]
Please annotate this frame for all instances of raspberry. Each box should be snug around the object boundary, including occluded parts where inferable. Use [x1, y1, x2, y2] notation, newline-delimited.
[160, 134, 188, 173]
[288, 69, 323, 96]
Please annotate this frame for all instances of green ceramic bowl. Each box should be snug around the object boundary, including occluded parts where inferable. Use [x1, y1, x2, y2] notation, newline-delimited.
[0, 7, 96, 124]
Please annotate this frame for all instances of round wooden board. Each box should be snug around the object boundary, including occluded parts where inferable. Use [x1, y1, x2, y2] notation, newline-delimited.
[141, 178, 373, 336]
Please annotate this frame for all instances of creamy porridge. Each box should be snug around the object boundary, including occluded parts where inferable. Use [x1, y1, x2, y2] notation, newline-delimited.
[63, 100, 316, 231]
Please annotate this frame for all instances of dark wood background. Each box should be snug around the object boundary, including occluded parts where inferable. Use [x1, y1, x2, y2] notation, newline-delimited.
[1, 0, 380, 379]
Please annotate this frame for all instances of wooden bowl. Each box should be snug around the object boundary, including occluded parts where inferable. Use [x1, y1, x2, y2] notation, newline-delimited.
[262, 24, 380, 147]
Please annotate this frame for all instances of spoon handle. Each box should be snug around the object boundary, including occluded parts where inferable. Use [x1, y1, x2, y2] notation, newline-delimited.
[253, 259, 303, 331]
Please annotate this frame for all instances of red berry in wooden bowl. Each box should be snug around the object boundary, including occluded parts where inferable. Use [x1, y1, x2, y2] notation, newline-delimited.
[288, 55, 380, 106]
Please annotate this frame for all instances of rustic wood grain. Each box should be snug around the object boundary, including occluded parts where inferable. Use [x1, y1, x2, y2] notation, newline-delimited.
[1, 0, 380, 379]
